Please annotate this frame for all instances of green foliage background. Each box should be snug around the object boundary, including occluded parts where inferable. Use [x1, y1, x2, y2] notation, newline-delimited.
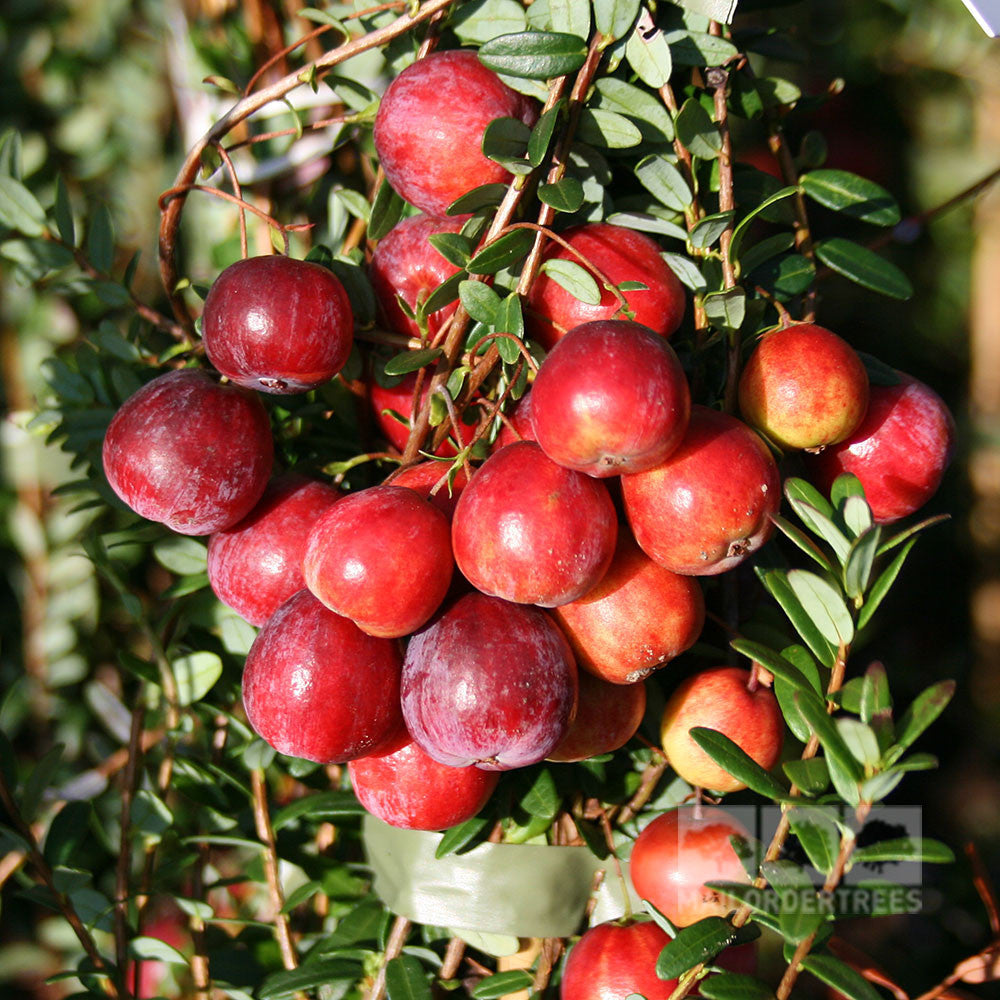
[0, 0, 994, 997]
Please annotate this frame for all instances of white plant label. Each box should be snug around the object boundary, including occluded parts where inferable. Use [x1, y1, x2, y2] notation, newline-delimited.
[961, 0, 1000, 35]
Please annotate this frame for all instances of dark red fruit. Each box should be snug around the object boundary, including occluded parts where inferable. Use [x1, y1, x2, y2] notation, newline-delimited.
[303, 485, 453, 638]
[370, 213, 466, 339]
[207, 474, 341, 626]
[526, 223, 686, 350]
[102, 369, 273, 536]
[401, 592, 578, 770]
[348, 739, 499, 831]
[451, 441, 617, 606]
[242, 590, 405, 763]
[202, 255, 353, 393]
[531, 319, 690, 477]
[373, 50, 537, 216]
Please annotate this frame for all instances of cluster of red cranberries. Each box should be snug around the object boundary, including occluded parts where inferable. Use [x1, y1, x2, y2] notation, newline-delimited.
[100, 46, 955, 994]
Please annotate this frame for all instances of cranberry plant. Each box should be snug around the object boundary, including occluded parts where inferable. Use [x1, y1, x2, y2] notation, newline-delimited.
[0, 2, 986, 1000]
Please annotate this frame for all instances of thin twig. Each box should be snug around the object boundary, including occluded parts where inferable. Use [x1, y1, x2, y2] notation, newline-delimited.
[251, 768, 300, 972]
[366, 914, 411, 1000]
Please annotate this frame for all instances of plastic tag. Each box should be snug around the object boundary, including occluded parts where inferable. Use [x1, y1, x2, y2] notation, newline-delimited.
[673, 0, 740, 24]
[962, 1, 1000, 36]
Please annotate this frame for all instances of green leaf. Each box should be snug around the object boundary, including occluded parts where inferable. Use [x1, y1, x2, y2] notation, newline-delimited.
[592, 78, 674, 142]
[894, 680, 955, 753]
[761, 859, 826, 944]
[385, 954, 432, 999]
[548, 0, 591, 39]
[86, 204, 114, 273]
[799, 953, 884, 1000]
[843, 525, 881, 599]
[837, 718, 881, 768]
[661, 251, 706, 291]
[435, 815, 491, 858]
[258, 959, 365, 1000]
[368, 179, 405, 240]
[519, 766, 560, 819]
[272, 790, 365, 830]
[752, 253, 815, 297]
[793, 692, 865, 783]
[539, 258, 600, 304]
[839, 495, 874, 540]
[467, 229, 534, 274]
[451, 0, 528, 45]
[459, 280, 502, 325]
[666, 30, 739, 66]
[447, 183, 508, 215]
[153, 535, 208, 576]
[769, 515, 836, 574]
[130, 936, 188, 966]
[538, 176, 585, 213]
[698, 973, 777, 1000]
[636, 154, 693, 212]
[851, 837, 954, 866]
[478, 31, 588, 80]
[54, 176, 75, 246]
[690, 211, 734, 249]
[0, 175, 47, 237]
[782, 758, 830, 795]
[172, 651, 223, 706]
[788, 807, 841, 875]
[418, 270, 466, 323]
[472, 970, 534, 998]
[0, 128, 23, 178]
[44, 802, 92, 868]
[730, 639, 816, 695]
[730, 188, 798, 262]
[676, 98, 722, 159]
[800, 170, 900, 227]
[482, 117, 533, 173]
[592, 0, 640, 42]
[131, 789, 173, 841]
[384, 348, 444, 377]
[656, 917, 752, 979]
[815, 238, 913, 300]
[625, 18, 672, 88]
[528, 101, 563, 166]
[786, 569, 854, 646]
[21, 744, 65, 823]
[576, 108, 643, 149]
[759, 570, 838, 668]
[493, 292, 525, 363]
[427, 232, 474, 268]
[738, 232, 796, 276]
[689, 728, 788, 799]
[703, 288, 745, 331]
[857, 537, 917, 632]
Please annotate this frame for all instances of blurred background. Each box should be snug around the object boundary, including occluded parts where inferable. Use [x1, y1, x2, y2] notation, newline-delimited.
[0, 0, 997, 995]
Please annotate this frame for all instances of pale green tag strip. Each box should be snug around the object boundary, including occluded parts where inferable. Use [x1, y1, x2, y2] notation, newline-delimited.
[362, 815, 640, 939]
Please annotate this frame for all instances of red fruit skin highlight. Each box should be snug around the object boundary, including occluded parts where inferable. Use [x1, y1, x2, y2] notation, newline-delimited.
[526, 222, 686, 350]
[373, 50, 537, 216]
[208, 474, 341, 626]
[102, 369, 273, 536]
[242, 590, 406, 763]
[202, 255, 353, 393]
[806, 375, 956, 523]
[348, 739, 499, 831]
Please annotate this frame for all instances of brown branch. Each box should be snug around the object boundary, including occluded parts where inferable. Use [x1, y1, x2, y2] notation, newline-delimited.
[158, 0, 458, 326]
[115, 701, 147, 999]
[0, 766, 121, 997]
[366, 914, 411, 1000]
[251, 768, 300, 972]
